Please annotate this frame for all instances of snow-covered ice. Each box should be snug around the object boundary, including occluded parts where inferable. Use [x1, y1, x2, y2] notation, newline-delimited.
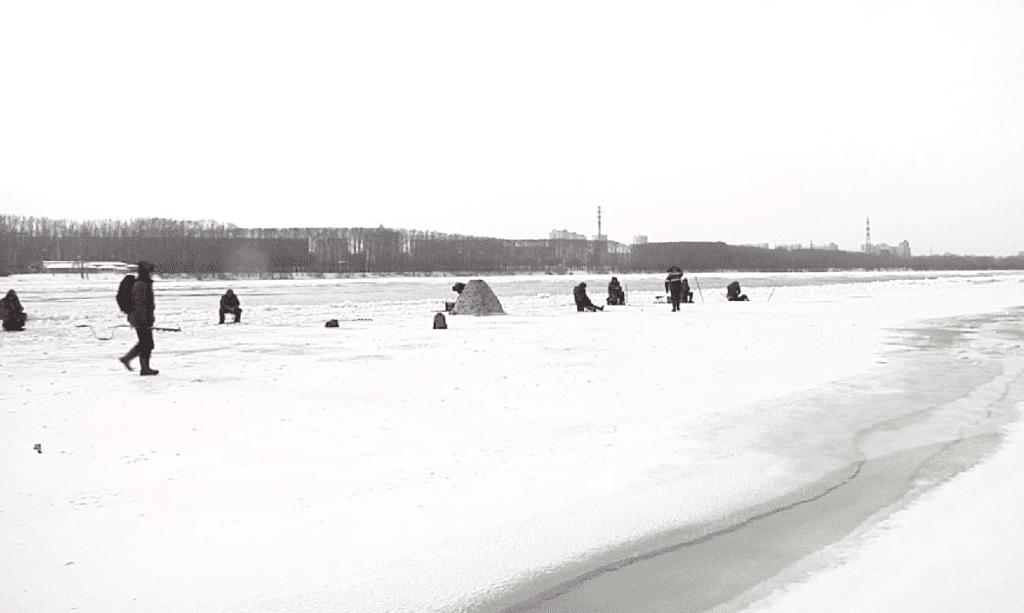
[1, 271, 1023, 612]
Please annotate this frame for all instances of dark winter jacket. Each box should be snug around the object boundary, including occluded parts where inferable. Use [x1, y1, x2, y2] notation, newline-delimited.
[573, 283, 595, 308]
[727, 281, 748, 301]
[0, 290, 24, 321]
[220, 290, 240, 310]
[129, 274, 155, 328]
[665, 269, 683, 293]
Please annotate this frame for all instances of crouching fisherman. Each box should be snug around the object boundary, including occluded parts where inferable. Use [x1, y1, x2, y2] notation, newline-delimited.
[119, 261, 160, 375]
[573, 282, 604, 312]
[0, 289, 27, 331]
[727, 281, 749, 302]
[681, 277, 694, 303]
[219, 289, 242, 324]
[607, 277, 625, 305]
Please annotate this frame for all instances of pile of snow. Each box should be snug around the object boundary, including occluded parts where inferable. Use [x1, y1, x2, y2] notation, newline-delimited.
[451, 279, 505, 316]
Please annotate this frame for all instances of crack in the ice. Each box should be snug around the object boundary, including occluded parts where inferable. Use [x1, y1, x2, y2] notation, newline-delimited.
[502, 460, 866, 611]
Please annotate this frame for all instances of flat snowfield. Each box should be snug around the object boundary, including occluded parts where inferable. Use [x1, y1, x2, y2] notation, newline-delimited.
[2, 271, 1023, 612]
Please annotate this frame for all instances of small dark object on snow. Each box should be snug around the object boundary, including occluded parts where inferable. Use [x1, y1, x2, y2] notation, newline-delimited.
[445, 301, 455, 312]
[325, 319, 340, 328]
[433, 313, 447, 329]
[33, 443, 41, 454]
[727, 281, 749, 302]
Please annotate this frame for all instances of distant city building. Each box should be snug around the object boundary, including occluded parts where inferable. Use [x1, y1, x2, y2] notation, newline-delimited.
[816, 242, 840, 251]
[549, 229, 587, 241]
[632, 235, 648, 245]
[861, 241, 909, 257]
[741, 243, 770, 249]
[42, 260, 136, 274]
[607, 240, 631, 255]
[591, 234, 607, 241]
[774, 243, 804, 251]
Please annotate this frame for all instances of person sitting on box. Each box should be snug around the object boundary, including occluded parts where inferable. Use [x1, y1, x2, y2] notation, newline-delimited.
[607, 277, 625, 305]
[219, 289, 243, 324]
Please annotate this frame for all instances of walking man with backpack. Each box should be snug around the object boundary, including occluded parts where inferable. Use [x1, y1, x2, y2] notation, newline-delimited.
[118, 261, 160, 375]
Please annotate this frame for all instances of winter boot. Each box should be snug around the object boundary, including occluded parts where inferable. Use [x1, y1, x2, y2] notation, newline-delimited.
[119, 355, 133, 371]
[139, 355, 159, 376]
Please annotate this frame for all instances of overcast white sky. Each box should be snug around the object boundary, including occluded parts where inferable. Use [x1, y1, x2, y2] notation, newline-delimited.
[1, 1, 1022, 254]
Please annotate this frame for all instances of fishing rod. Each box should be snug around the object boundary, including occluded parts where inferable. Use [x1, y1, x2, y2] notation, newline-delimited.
[76, 324, 130, 341]
[693, 276, 705, 303]
[76, 324, 182, 341]
[767, 288, 776, 302]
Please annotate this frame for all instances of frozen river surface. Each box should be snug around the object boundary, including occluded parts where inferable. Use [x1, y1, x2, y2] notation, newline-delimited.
[2, 270, 1023, 612]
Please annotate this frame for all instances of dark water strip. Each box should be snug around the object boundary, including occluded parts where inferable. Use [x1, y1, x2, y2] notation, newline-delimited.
[502, 439, 987, 613]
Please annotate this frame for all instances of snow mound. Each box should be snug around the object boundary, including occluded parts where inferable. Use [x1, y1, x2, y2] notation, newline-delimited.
[452, 279, 505, 316]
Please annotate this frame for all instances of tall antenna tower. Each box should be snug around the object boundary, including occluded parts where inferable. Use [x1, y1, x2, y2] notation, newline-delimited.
[597, 206, 602, 240]
[865, 218, 871, 252]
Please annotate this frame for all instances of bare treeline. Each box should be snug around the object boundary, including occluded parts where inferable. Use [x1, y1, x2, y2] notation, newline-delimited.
[0, 215, 626, 275]
[633, 242, 1024, 272]
[5, 214, 1018, 276]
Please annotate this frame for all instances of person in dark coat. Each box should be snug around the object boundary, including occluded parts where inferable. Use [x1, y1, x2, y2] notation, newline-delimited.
[0, 289, 26, 331]
[119, 261, 159, 375]
[727, 281, 749, 301]
[573, 282, 603, 312]
[665, 266, 684, 311]
[680, 277, 694, 303]
[219, 289, 242, 324]
[607, 277, 625, 305]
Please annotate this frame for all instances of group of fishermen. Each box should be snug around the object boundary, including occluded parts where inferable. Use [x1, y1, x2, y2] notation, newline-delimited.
[4, 261, 755, 373]
[3, 261, 245, 377]
[572, 268, 749, 312]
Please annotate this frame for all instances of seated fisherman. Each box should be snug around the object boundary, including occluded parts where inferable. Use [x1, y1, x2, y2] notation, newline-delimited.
[607, 277, 625, 305]
[0, 289, 26, 331]
[726, 281, 749, 302]
[219, 289, 243, 323]
[681, 277, 694, 303]
[573, 282, 604, 312]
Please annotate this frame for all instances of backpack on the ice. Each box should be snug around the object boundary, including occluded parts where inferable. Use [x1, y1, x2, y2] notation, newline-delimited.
[116, 274, 136, 314]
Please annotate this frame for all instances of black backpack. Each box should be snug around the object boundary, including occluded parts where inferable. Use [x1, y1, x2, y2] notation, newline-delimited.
[116, 274, 136, 314]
